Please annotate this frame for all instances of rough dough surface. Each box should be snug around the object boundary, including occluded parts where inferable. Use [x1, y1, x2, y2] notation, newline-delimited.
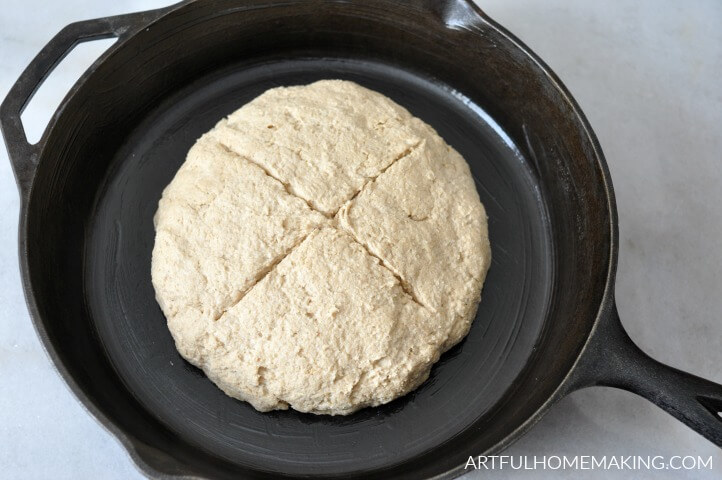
[152, 80, 491, 415]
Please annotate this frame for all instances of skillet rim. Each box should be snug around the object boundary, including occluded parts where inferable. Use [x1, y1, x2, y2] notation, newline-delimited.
[439, 3, 619, 475]
[12, 0, 619, 478]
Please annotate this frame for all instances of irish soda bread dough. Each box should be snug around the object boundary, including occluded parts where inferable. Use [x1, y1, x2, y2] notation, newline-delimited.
[152, 80, 491, 415]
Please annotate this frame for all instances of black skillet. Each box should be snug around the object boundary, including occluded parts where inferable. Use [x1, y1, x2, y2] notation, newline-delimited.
[2, 0, 721, 478]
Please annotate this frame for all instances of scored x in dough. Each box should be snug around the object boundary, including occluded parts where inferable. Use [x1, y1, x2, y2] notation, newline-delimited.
[152, 79, 491, 415]
[208, 81, 423, 215]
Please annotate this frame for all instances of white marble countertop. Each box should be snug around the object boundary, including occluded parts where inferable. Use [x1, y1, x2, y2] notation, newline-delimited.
[1, 1, 720, 478]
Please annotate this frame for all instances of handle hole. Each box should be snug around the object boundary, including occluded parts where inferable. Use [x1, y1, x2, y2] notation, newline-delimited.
[20, 38, 117, 144]
[697, 395, 722, 422]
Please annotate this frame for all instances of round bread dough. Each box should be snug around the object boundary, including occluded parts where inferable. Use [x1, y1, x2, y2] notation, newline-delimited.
[151, 80, 491, 415]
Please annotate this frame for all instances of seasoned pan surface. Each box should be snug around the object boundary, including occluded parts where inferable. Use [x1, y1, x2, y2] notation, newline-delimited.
[85, 57, 553, 476]
[3, 0, 619, 476]
[20, 1, 722, 479]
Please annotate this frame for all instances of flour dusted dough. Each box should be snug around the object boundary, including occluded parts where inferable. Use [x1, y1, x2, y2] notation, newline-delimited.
[208, 81, 423, 215]
[152, 80, 491, 415]
[336, 120, 491, 351]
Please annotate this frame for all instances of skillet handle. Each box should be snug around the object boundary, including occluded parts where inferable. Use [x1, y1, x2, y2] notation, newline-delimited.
[569, 303, 722, 446]
[0, 7, 172, 193]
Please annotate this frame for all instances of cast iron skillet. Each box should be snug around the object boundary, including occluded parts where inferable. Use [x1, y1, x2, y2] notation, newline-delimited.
[2, 0, 721, 478]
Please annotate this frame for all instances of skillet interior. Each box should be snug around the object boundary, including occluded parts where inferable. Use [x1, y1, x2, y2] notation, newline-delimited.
[22, 1, 612, 477]
[86, 57, 552, 475]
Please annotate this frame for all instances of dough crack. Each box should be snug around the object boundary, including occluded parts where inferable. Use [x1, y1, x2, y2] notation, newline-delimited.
[330, 139, 424, 217]
[215, 142, 332, 219]
[213, 230, 318, 322]
[334, 225, 428, 310]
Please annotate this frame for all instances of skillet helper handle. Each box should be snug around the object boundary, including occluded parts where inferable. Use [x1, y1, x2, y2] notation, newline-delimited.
[571, 304, 722, 446]
[0, 9, 167, 192]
